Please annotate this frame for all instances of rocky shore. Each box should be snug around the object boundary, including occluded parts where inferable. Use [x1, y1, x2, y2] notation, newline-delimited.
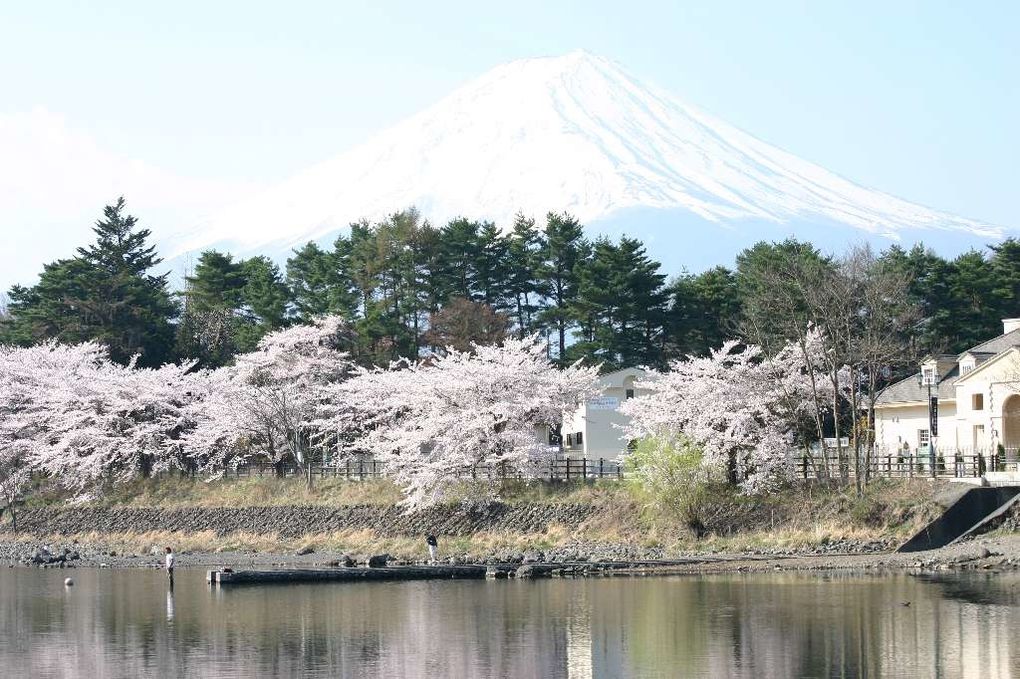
[6, 498, 1018, 577]
[6, 534, 1020, 577]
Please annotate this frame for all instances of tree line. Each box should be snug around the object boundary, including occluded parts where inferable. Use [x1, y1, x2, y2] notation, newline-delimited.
[3, 198, 1020, 375]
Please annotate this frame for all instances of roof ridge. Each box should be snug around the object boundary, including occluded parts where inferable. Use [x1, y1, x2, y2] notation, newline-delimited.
[961, 327, 1020, 356]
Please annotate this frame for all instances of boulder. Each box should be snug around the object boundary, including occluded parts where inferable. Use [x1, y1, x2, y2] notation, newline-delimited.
[295, 545, 315, 556]
[365, 553, 391, 568]
[522, 550, 544, 563]
[515, 564, 535, 579]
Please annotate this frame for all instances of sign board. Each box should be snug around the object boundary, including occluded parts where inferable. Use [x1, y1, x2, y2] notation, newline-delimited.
[929, 396, 939, 437]
[588, 396, 620, 411]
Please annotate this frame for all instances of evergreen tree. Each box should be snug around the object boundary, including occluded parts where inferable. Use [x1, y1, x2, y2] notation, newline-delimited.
[1, 198, 176, 366]
[666, 266, 741, 357]
[182, 250, 246, 313]
[537, 212, 587, 363]
[175, 250, 248, 366]
[570, 236, 666, 370]
[505, 213, 544, 337]
[235, 256, 290, 350]
[734, 238, 832, 354]
[475, 222, 512, 311]
[436, 218, 482, 300]
[286, 242, 340, 322]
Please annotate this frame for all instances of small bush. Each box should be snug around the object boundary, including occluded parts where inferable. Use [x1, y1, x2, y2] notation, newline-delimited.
[625, 436, 711, 537]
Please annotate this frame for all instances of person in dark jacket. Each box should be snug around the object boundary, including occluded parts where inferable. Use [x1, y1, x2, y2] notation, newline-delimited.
[425, 534, 438, 563]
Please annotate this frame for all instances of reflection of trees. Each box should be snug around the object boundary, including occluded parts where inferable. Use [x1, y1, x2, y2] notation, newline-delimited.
[3, 570, 1020, 677]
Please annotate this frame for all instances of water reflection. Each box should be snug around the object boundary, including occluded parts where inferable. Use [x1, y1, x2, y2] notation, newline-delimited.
[1, 569, 1018, 678]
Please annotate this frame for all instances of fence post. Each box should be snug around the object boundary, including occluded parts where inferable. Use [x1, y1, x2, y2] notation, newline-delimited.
[599, 458, 604, 479]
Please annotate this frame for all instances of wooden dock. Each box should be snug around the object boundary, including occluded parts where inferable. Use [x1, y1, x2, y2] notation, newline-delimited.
[208, 565, 491, 585]
[207, 559, 715, 585]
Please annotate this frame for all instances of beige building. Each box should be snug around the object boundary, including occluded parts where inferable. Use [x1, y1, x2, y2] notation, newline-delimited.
[560, 367, 647, 459]
[875, 318, 1020, 456]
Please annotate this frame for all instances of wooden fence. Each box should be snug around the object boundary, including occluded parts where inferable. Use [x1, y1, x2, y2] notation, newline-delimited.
[792, 447, 1020, 480]
[213, 457, 627, 482]
[167, 447, 1020, 485]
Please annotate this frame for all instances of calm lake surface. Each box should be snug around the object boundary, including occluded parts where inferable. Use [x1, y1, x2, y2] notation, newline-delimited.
[2, 568, 1018, 679]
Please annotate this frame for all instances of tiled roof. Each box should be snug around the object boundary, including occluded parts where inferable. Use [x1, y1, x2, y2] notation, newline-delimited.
[877, 328, 1020, 406]
[876, 365, 959, 405]
[959, 328, 1020, 357]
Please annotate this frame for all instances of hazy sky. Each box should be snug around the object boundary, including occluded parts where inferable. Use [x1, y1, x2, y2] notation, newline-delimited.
[1, 1, 1017, 286]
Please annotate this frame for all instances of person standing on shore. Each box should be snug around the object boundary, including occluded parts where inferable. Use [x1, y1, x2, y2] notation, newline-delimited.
[425, 534, 438, 564]
[165, 546, 175, 583]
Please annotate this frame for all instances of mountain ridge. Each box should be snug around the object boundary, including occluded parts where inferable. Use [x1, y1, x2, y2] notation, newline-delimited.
[165, 50, 1004, 262]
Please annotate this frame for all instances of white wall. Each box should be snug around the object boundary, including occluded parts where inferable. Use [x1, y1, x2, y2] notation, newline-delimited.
[561, 369, 646, 459]
[875, 402, 958, 455]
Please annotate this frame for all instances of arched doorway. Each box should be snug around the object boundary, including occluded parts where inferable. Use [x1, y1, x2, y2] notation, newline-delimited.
[1002, 394, 1020, 451]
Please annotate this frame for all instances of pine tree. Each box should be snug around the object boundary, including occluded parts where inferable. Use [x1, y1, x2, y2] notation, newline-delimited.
[475, 221, 512, 311]
[286, 242, 339, 322]
[183, 250, 246, 313]
[537, 212, 587, 363]
[436, 218, 482, 300]
[666, 266, 741, 357]
[2, 198, 177, 366]
[505, 213, 544, 337]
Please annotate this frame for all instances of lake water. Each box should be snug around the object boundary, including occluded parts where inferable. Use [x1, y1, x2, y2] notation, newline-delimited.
[1, 568, 1018, 678]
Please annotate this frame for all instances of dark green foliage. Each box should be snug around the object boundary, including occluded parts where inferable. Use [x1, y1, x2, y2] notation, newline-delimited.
[6, 198, 1019, 375]
[537, 212, 588, 364]
[570, 236, 667, 370]
[1, 198, 177, 366]
[666, 266, 741, 357]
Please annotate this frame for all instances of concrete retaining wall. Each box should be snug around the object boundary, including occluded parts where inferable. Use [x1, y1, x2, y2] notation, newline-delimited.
[14, 502, 598, 538]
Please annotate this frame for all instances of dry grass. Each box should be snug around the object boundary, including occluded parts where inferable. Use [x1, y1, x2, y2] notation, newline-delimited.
[8, 476, 943, 555]
[0, 524, 585, 560]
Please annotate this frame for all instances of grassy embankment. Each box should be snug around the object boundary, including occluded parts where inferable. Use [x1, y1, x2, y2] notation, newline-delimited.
[0, 476, 943, 559]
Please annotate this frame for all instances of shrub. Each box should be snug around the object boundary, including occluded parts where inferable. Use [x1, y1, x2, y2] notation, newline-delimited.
[625, 436, 711, 537]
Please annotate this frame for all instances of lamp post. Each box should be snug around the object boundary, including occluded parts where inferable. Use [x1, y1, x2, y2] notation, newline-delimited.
[918, 368, 939, 477]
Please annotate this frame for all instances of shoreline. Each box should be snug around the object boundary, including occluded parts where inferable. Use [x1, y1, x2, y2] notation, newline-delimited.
[6, 534, 1020, 577]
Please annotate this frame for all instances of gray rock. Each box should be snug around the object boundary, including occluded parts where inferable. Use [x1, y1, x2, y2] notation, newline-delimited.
[365, 553, 391, 568]
[515, 564, 535, 579]
[295, 546, 315, 556]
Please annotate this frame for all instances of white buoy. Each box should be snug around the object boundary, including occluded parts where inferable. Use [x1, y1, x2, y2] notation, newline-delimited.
[64, 577, 74, 586]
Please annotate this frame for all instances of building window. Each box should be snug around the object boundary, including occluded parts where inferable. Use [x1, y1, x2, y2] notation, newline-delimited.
[576, 432, 583, 445]
[918, 429, 930, 450]
[961, 364, 973, 375]
[566, 434, 574, 447]
[973, 393, 984, 410]
[625, 388, 634, 399]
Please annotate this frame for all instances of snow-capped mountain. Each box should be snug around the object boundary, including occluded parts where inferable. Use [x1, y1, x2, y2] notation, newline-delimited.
[167, 49, 1002, 262]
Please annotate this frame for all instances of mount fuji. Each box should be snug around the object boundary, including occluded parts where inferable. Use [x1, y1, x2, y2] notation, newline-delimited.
[165, 50, 1005, 272]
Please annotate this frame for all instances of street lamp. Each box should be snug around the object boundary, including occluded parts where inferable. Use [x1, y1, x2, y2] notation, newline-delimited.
[917, 367, 939, 476]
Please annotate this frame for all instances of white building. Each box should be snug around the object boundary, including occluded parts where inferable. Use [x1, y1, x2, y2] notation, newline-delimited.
[559, 367, 647, 459]
[875, 318, 1020, 456]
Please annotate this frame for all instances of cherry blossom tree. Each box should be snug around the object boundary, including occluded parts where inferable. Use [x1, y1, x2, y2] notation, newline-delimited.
[0, 341, 198, 499]
[335, 335, 601, 508]
[621, 331, 836, 494]
[184, 315, 357, 487]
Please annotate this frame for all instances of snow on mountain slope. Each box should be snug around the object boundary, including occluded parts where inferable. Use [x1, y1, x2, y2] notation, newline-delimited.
[168, 50, 1002, 258]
